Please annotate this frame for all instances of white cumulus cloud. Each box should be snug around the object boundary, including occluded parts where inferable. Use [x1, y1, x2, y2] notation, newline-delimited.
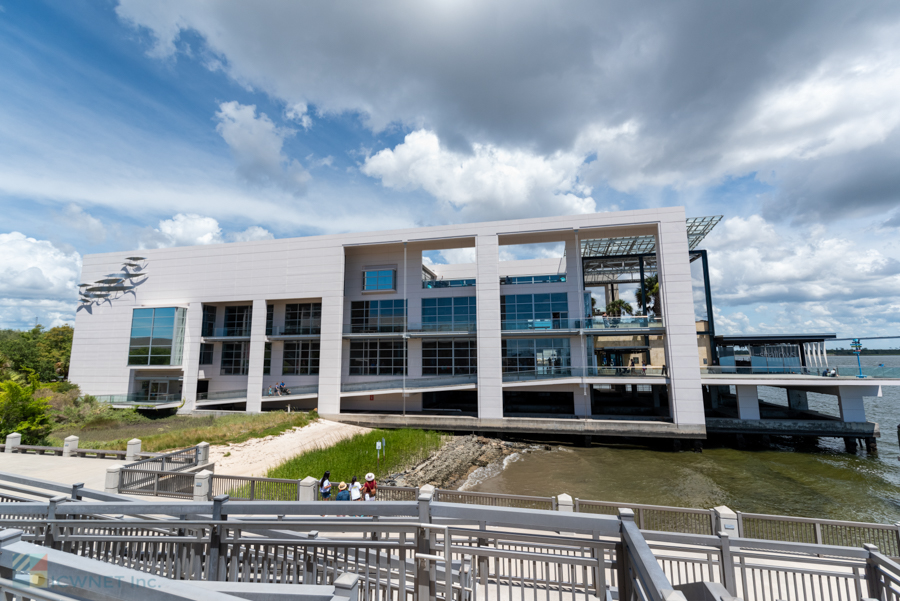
[140, 213, 274, 248]
[215, 101, 310, 194]
[362, 130, 594, 221]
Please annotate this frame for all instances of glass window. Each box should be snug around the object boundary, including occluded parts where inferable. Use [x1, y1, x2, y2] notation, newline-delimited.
[202, 305, 216, 337]
[282, 341, 320, 375]
[350, 300, 406, 332]
[348, 339, 406, 375]
[501, 293, 568, 329]
[220, 342, 249, 375]
[263, 342, 272, 375]
[199, 343, 214, 365]
[128, 307, 186, 366]
[421, 296, 476, 331]
[502, 338, 570, 374]
[422, 339, 477, 375]
[500, 274, 566, 285]
[265, 304, 274, 336]
[363, 269, 395, 291]
[284, 303, 322, 335]
[224, 306, 252, 336]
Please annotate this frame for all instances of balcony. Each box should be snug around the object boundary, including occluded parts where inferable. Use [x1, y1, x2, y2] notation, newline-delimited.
[701, 366, 900, 379]
[503, 366, 666, 382]
[584, 315, 664, 332]
[197, 389, 247, 401]
[343, 322, 477, 336]
[203, 327, 251, 339]
[501, 274, 567, 285]
[268, 324, 321, 338]
[341, 374, 477, 393]
[422, 278, 475, 288]
[501, 318, 581, 332]
[94, 393, 180, 405]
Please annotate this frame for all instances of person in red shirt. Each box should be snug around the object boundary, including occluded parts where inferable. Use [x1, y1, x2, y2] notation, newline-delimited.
[362, 472, 377, 500]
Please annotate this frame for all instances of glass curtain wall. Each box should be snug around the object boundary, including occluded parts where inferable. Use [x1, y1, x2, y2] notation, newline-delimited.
[501, 293, 568, 329]
[128, 307, 186, 366]
[201, 305, 216, 337]
[265, 304, 273, 336]
[283, 341, 320, 375]
[221, 342, 249, 375]
[224, 306, 252, 336]
[421, 297, 476, 331]
[199, 343, 214, 365]
[285, 303, 322, 335]
[349, 339, 406, 375]
[422, 339, 477, 375]
[502, 338, 571, 374]
[350, 300, 406, 333]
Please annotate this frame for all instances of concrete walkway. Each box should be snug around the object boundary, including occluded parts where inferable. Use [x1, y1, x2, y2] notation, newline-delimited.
[0, 453, 127, 492]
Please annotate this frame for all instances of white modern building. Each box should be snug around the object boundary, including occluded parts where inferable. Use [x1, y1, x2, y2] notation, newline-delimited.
[69, 207, 898, 445]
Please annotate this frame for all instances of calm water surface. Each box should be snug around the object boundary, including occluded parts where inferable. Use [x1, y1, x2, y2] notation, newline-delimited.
[470, 355, 900, 524]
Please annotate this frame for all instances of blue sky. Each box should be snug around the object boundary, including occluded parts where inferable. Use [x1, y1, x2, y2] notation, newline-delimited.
[1, 0, 900, 348]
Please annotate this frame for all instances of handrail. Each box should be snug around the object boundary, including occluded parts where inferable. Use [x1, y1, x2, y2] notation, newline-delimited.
[123, 445, 199, 472]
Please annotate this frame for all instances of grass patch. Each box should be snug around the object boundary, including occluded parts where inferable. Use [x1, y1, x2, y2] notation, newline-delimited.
[49, 410, 317, 452]
[267, 428, 448, 482]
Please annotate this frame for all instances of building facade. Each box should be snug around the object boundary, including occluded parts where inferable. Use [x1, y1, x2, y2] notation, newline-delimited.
[69, 207, 708, 437]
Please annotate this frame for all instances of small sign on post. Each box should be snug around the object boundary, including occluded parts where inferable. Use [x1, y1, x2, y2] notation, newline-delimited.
[376, 440, 381, 471]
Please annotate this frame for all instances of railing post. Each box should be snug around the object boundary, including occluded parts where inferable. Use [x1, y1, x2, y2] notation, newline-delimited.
[194, 470, 213, 502]
[62, 435, 79, 457]
[718, 531, 737, 596]
[4, 433, 20, 453]
[197, 441, 210, 465]
[0, 529, 23, 580]
[333, 572, 361, 601]
[299, 476, 318, 501]
[419, 484, 435, 524]
[105, 465, 122, 494]
[713, 506, 738, 535]
[895, 523, 900, 557]
[617, 508, 634, 601]
[71, 482, 84, 501]
[45, 495, 67, 550]
[126, 438, 142, 462]
[208, 494, 229, 581]
[864, 544, 883, 600]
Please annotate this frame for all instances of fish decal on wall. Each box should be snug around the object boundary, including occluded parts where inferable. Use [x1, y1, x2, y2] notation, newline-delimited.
[77, 257, 149, 312]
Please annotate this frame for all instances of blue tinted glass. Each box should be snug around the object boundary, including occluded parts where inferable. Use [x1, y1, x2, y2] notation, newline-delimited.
[551, 293, 567, 302]
[422, 299, 436, 307]
[133, 308, 153, 319]
[154, 307, 177, 318]
[534, 294, 551, 302]
[437, 297, 452, 306]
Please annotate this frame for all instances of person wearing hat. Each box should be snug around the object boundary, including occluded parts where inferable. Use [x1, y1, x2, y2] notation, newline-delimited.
[335, 481, 350, 501]
[362, 472, 377, 500]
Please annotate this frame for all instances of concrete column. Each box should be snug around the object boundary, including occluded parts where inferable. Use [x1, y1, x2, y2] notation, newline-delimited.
[787, 389, 809, 411]
[713, 506, 738, 534]
[181, 301, 203, 413]
[105, 465, 122, 494]
[333, 573, 361, 601]
[125, 438, 141, 461]
[299, 476, 319, 501]
[246, 299, 269, 413]
[475, 234, 503, 420]
[193, 470, 213, 502]
[575, 385, 591, 417]
[837, 386, 879, 422]
[62, 435, 79, 457]
[557, 493, 574, 512]
[655, 211, 704, 427]
[4, 433, 21, 453]
[317, 250, 347, 416]
[735, 385, 760, 420]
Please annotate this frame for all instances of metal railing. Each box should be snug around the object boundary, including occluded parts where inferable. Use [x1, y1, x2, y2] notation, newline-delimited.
[576, 499, 716, 535]
[122, 445, 199, 472]
[422, 278, 476, 288]
[500, 274, 567, 284]
[500, 315, 664, 331]
[211, 474, 301, 501]
[434, 488, 558, 511]
[502, 366, 666, 382]
[738, 511, 900, 556]
[262, 384, 318, 397]
[205, 327, 251, 337]
[197, 389, 247, 401]
[702, 365, 900, 379]
[341, 374, 477, 392]
[343, 322, 478, 334]
[117, 468, 194, 498]
[94, 393, 180, 404]
[584, 315, 665, 330]
[269, 324, 322, 336]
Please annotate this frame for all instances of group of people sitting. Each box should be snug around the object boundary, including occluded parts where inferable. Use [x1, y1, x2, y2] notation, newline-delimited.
[266, 382, 291, 396]
[319, 470, 377, 501]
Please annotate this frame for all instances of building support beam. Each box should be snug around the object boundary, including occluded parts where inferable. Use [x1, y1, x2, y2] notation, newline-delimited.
[735, 385, 760, 420]
[246, 299, 268, 413]
[180, 302, 202, 414]
[787, 389, 809, 411]
[837, 386, 876, 422]
[476, 234, 503, 419]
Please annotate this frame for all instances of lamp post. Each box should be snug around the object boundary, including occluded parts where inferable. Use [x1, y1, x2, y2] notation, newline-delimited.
[851, 338, 865, 378]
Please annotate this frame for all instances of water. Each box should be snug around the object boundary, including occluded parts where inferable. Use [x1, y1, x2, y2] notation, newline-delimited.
[470, 355, 900, 524]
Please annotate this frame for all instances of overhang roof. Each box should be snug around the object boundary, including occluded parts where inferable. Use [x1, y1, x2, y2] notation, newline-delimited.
[715, 334, 837, 345]
[580, 216, 722, 258]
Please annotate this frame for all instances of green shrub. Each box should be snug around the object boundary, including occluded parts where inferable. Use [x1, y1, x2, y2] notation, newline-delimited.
[0, 374, 52, 445]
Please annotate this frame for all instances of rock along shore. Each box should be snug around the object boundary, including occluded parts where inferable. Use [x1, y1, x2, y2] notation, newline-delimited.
[382, 434, 547, 490]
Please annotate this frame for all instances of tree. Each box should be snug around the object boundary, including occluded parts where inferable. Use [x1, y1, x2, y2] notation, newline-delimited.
[605, 299, 633, 317]
[0, 371, 52, 445]
[38, 325, 74, 379]
[635, 275, 661, 316]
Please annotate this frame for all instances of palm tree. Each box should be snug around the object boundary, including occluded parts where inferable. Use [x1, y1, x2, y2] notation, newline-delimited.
[635, 275, 661, 315]
[605, 299, 633, 317]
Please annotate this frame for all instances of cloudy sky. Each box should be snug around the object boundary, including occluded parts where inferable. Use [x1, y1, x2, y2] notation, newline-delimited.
[1, 1, 899, 346]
